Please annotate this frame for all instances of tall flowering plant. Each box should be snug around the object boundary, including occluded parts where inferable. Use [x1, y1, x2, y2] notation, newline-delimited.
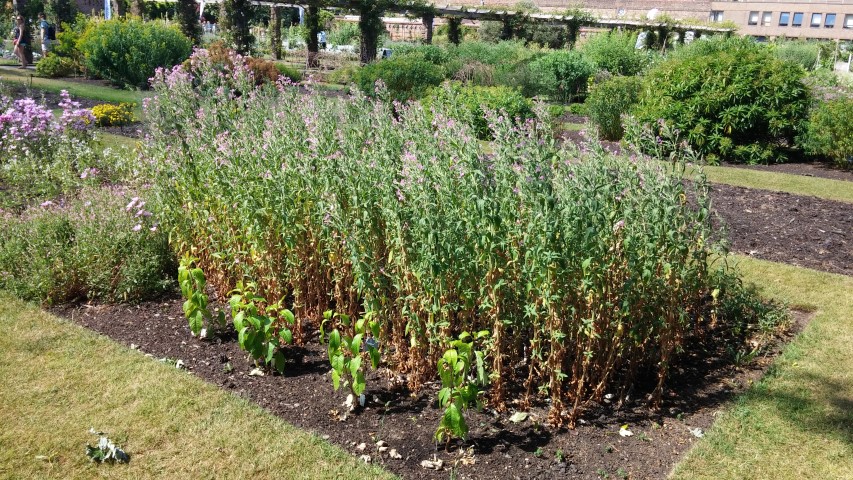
[145, 49, 782, 430]
[0, 90, 98, 203]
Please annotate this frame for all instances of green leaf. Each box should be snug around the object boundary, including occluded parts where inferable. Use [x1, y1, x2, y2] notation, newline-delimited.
[272, 351, 286, 373]
[368, 347, 380, 369]
[282, 309, 295, 325]
[351, 334, 363, 355]
[329, 329, 341, 353]
[331, 369, 341, 391]
[266, 342, 276, 363]
[349, 356, 362, 379]
[280, 328, 293, 345]
[188, 310, 203, 335]
[353, 370, 366, 395]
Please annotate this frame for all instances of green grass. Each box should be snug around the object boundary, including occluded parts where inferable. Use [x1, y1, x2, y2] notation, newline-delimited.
[693, 165, 853, 204]
[0, 65, 147, 116]
[0, 295, 396, 479]
[672, 256, 853, 480]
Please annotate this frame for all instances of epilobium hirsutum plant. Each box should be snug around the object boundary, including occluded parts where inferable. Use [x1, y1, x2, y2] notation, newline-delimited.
[145, 49, 783, 428]
[0, 90, 99, 205]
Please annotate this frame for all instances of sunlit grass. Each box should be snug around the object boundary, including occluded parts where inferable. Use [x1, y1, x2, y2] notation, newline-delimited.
[672, 256, 853, 480]
[0, 294, 397, 479]
[692, 165, 853, 204]
[0, 65, 147, 118]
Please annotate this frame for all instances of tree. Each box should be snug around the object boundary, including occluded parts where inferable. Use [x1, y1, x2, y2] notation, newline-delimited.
[305, 3, 319, 67]
[176, 0, 201, 45]
[220, 0, 254, 55]
[45, 0, 77, 26]
[270, 6, 282, 60]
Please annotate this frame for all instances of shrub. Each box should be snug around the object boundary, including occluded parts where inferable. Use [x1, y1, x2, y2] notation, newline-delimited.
[388, 42, 449, 66]
[275, 63, 302, 83]
[77, 18, 192, 89]
[0, 91, 98, 206]
[35, 53, 77, 78]
[92, 103, 135, 127]
[586, 76, 642, 141]
[354, 57, 445, 101]
[580, 30, 653, 76]
[798, 97, 853, 168]
[526, 50, 595, 102]
[328, 20, 360, 46]
[145, 56, 780, 427]
[0, 187, 174, 304]
[246, 57, 283, 85]
[425, 83, 534, 139]
[628, 37, 810, 164]
[774, 41, 819, 71]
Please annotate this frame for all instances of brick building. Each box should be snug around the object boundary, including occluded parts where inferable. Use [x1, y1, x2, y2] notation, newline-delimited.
[452, 0, 853, 40]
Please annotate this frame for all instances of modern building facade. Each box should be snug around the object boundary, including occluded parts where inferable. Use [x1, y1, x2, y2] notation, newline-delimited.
[455, 0, 853, 40]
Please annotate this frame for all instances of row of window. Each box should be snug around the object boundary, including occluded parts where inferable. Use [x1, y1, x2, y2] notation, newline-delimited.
[711, 11, 853, 29]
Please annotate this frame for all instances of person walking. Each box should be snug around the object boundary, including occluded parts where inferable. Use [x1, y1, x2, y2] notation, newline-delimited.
[38, 13, 50, 57]
[13, 15, 29, 69]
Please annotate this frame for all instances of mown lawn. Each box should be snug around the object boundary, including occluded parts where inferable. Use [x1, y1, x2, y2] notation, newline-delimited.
[673, 256, 853, 479]
[0, 295, 396, 479]
[694, 166, 853, 204]
[0, 65, 146, 117]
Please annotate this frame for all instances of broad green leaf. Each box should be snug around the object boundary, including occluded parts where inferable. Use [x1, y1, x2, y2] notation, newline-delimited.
[331, 369, 341, 391]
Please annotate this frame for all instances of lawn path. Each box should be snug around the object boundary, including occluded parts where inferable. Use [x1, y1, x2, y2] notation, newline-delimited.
[0, 295, 397, 480]
[672, 256, 853, 479]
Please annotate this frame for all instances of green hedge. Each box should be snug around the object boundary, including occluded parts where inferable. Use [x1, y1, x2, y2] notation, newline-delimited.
[354, 57, 445, 101]
[78, 18, 192, 89]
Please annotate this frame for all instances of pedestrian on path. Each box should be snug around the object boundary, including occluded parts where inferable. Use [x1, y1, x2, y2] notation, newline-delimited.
[13, 15, 29, 69]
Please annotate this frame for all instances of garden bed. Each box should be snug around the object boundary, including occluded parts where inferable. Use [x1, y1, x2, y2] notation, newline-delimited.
[709, 184, 852, 276]
[57, 301, 809, 480]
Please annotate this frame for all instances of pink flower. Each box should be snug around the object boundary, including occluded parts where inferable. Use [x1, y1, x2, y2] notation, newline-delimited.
[132, 224, 142, 232]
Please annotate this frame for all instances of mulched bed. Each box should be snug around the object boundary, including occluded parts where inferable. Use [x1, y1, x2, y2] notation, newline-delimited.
[55, 301, 809, 480]
[708, 183, 853, 276]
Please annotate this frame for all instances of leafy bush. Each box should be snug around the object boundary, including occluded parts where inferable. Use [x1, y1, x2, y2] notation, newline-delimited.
[354, 57, 445, 101]
[145, 53, 781, 428]
[444, 40, 537, 81]
[275, 63, 302, 83]
[35, 53, 77, 78]
[798, 97, 853, 168]
[0, 187, 174, 304]
[586, 76, 642, 141]
[628, 37, 810, 164]
[50, 13, 90, 72]
[580, 31, 653, 76]
[328, 20, 360, 46]
[78, 18, 192, 88]
[92, 103, 135, 127]
[425, 83, 534, 139]
[387, 42, 449, 66]
[774, 41, 819, 71]
[526, 50, 595, 102]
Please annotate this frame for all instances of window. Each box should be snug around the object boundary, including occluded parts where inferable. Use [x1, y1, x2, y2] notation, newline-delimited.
[779, 12, 790, 26]
[748, 11, 759, 26]
[792, 12, 804, 27]
[710, 11, 724, 23]
[762, 12, 772, 27]
[811, 13, 822, 28]
[825, 14, 836, 28]
[845, 14, 853, 29]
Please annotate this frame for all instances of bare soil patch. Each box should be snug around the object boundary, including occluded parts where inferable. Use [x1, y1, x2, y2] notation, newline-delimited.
[708, 184, 852, 276]
[53, 301, 810, 480]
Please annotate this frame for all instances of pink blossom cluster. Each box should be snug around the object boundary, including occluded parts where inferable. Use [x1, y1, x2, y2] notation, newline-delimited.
[0, 90, 95, 159]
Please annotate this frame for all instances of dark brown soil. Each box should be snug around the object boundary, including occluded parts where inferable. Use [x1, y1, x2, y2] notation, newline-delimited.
[53, 299, 810, 480]
[723, 161, 853, 183]
[708, 183, 853, 276]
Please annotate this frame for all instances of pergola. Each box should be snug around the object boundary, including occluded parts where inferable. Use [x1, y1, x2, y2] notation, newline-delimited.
[166, 0, 733, 63]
